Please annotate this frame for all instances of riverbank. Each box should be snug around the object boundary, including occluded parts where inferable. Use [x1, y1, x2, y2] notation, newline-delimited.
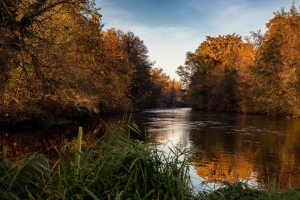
[0, 121, 195, 199]
[1, 120, 300, 199]
[204, 182, 300, 199]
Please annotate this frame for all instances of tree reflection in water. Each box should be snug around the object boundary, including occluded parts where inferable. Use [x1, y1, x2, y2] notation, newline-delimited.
[134, 108, 300, 190]
[1, 108, 300, 190]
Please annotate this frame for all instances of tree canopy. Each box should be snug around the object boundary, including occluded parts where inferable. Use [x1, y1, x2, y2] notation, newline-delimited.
[0, 0, 182, 123]
[177, 4, 300, 117]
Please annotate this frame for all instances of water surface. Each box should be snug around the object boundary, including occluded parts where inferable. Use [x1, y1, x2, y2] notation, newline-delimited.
[133, 108, 300, 190]
[1, 108, 300, 190]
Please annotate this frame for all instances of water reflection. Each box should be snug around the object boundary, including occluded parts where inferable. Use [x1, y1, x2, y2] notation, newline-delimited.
[133, 108, 300, 190]
[1, 108, 300, 190]
[0, 116, 121, 160]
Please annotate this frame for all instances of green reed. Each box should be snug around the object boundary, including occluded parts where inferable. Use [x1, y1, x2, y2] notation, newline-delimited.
[0, 119, 197, 199]
[74, 126, 82, 182]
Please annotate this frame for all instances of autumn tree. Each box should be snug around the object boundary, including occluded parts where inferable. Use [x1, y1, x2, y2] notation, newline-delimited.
[122, 32, 154, 110]
[148, 68, 184, 108]
[98, 28, 134, 112]
[98, 28, 157, 112]
[166, 79, 186, 107]
[177, 34, 255, 111]
[177, 3, 300, 117]
[251, 4, 300, 116]
[0, 0, 186, 123]
[234, 40, 256, 113]
[149, 68, 169, 107]
[177, 51, 212, 109]
[0, 0, 103, 121]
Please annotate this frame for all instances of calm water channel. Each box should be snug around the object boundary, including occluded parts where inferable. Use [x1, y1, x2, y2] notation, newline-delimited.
[1, 108, 300, 190]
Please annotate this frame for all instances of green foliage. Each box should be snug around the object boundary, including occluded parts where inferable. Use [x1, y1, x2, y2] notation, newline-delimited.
[0, 153, 51, 199]
[0, 121, 196, 199]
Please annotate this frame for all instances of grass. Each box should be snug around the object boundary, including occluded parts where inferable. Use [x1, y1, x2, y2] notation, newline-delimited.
[1, 118, 300, 199]
[198, 181, 300, 200]
[0, 118, 196, 199]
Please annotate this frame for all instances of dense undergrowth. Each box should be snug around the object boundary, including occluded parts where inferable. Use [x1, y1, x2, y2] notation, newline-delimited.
[1, 119, 300, 199]
[0, 118, 196, 199]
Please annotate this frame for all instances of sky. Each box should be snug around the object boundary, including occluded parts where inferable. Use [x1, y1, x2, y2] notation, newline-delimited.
[96, 0, 297, 80]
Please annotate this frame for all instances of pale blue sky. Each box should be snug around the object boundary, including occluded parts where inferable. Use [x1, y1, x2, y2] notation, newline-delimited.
[96, 0, 296, 79]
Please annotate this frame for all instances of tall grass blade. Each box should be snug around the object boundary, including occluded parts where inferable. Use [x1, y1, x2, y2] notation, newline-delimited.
[75, 126, 83, 182]
[83, 187, 100, 200]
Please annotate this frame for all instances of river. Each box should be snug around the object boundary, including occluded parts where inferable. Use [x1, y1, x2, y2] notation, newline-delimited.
[1, 108, 300, 190]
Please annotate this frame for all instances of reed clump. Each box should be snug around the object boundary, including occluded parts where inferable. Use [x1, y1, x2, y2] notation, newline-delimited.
[2, 119, 300, 199]
[0, 119, 196, 199]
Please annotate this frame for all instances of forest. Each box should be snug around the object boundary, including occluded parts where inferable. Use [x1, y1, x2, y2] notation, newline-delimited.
[2, 1, 300, 124]
[0, 0, 185, 123]
[177, 4, 300, 117]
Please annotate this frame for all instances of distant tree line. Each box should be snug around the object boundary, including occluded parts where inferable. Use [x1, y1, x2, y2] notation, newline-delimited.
[0, 0, 184, 123]
[177, 4, 300, 117]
